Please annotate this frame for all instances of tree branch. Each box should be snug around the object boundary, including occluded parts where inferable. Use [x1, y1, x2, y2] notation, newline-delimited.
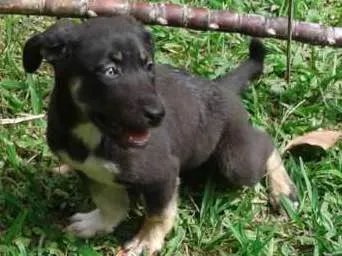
[286, 0, 294, 83]
[0, 0, 341, 47]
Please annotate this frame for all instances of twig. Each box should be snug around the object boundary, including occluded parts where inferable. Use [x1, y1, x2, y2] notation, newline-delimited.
[0, 113, 45, 125]
[0, 0, 341, 47]
[286, 0, 294, 83]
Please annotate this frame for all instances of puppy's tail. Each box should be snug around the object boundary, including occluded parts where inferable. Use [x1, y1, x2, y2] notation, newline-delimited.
[215, 38, 266, 94]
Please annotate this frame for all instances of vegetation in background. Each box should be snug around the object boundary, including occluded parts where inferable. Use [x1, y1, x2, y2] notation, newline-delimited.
[0, 0, 341, 255]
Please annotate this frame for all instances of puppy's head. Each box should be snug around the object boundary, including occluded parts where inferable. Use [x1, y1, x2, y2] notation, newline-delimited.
[23, 16, 165, 148]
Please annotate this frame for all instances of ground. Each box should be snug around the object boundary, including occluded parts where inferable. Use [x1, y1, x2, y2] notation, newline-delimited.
[0, 0, 341, 255]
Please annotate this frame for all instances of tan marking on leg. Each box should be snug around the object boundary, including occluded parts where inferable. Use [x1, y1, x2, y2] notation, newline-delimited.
[121, 189, 178, 256]
[266, 149, 296, 208]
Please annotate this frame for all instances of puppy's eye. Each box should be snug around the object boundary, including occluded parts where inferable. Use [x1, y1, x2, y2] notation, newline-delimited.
[104, 66, 120, 78]
[146, 61, 154, 72]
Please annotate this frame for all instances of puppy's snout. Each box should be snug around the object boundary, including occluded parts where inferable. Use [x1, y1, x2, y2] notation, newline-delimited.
[143, 104, 165, 127]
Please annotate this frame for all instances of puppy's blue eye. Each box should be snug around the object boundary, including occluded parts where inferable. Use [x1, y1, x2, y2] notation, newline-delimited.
[104, 66, 120, 78]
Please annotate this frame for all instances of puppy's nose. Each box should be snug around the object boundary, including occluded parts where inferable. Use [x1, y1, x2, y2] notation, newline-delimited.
[143, 104, 165, 126]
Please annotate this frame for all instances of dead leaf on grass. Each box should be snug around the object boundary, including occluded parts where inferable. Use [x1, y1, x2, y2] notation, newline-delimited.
[284, 129, 342, 160]
[50, 164, 72, 175]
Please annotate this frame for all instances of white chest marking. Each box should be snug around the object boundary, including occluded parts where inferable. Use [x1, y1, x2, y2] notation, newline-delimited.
[60, 122, 120, 186]
[72, 122, 102, 150]
[59, 152, 120, 186]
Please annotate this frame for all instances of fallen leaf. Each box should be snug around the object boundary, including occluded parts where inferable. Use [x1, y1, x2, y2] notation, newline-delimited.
[50, 164, 72, 175]
[284, 130, 342, 160]
[285, 130, 342, 151]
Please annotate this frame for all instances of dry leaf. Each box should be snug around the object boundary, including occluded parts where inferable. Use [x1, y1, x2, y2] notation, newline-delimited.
[284, 130, 342, 160]
[50, 164, 72, 175]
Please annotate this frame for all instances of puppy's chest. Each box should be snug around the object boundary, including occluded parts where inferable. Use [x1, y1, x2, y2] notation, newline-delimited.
[57, 123, 120, 186]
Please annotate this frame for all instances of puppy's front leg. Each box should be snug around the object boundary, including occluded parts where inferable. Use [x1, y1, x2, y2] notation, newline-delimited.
[67, 180, 129, 238]
[121, 179, 178, 256]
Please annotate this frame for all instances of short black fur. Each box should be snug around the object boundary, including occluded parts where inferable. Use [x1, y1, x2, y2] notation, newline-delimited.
[22, 15, 290, 254]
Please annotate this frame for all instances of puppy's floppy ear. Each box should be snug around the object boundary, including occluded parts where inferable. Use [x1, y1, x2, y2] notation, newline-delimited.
[22, 19, 79, 73]
[23, 33, 44, 73]
[142, 29, 154, 56]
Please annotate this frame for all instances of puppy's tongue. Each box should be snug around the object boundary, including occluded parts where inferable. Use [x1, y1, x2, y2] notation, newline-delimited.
[127, 130, 150, 146]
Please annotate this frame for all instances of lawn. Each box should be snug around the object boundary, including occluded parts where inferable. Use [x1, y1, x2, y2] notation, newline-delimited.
[0, 0, 341, 255]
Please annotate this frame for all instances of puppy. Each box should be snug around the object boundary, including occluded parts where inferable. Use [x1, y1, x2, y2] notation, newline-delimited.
[22, 16, 297, 255]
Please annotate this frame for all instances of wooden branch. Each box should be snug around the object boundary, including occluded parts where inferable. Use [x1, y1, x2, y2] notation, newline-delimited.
[0, 0, 341, 47]
[286, 0, 294, 83]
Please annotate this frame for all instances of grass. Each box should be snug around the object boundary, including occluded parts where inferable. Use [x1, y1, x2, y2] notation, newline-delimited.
[0, 0, 341, 255]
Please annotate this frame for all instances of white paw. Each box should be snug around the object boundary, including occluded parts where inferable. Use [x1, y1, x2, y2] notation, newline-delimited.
[66, 209, 114, 238]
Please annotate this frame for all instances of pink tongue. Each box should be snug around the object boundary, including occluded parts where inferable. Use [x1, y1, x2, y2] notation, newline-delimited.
[127, 131, 150, 144]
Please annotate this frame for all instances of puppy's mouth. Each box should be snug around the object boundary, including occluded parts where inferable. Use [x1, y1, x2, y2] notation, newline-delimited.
[90, 112, 151, 147]
[125, 130, 151, 147]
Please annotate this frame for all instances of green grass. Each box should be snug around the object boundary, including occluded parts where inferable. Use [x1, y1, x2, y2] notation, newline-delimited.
[0, 0, 342, 255]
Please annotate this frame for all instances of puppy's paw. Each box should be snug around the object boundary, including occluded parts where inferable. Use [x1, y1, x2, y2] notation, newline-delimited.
[117, 222, 165, 256]
[116, 236, 162, 256]
[124, 236, 163, 256]
[268, 172, 299, 215]
[66, 209, 113, 238]
[266, 149, 299, 215]
[269, 183, 299, 213]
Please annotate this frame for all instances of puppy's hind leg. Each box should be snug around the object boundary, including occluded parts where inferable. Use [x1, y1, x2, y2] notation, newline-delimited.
[266, 149, 298, 211]
[214, 128, 271, 187]
[213, 127, 297, 210]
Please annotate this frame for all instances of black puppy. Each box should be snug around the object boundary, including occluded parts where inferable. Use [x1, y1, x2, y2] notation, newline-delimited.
[23, 16, 297, 255]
